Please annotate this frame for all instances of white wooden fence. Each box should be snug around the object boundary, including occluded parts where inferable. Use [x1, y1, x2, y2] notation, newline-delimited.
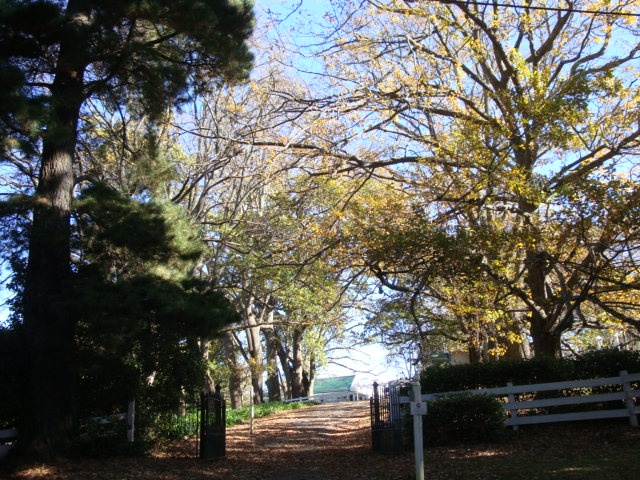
[400, 370, 640, 428]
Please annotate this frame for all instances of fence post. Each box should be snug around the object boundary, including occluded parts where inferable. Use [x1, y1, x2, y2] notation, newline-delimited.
[372, 382, 380, 425]
[621, 370, 638, 427]
[506, 382, 519, 431]
[412, 374, 425, 480]
[127, 399, 135, 443]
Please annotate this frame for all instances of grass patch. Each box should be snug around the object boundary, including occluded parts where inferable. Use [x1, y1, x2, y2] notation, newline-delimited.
[423, 420, 640, 480]
[226, 400, 314, 427]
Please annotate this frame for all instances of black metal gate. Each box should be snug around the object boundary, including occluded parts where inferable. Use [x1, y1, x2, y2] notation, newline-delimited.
[370, 381, 403, 454]
[200, 385, 226, 460]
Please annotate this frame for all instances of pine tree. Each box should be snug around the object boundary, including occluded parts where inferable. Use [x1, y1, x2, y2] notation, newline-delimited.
[0, 0, 253, 458]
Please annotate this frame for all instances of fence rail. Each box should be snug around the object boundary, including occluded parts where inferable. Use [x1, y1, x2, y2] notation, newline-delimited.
[399, 370, 640, 428]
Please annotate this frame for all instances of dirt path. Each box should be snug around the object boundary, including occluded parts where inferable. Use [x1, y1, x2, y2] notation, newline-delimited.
[219, 402, 380, 480]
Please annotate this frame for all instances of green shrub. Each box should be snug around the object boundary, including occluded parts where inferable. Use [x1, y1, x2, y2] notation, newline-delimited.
[574, 348, 640, 379]
[421, 348, 640, 394]
[150, 409, 200, 439]
[423, 394, 506, 446]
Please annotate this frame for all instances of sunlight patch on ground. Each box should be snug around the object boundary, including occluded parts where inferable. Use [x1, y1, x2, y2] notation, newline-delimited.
[13, 465, 56, 478]
[554, 466, 601, 474]
[470, 449, 506, 458]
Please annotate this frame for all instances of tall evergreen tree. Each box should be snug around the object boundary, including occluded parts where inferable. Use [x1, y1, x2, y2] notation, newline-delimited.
[0, 0, 253, 457]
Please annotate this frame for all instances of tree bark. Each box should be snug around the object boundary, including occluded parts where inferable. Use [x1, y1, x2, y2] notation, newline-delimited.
[290, 327, 307, 399]
[530, 320, 563, 358]
[222, 330, 243, 409]
[263, 325, 282, 401]
[244, 301, 264, 404]
[199, 337, 215, 392]
[525, 249, 563, 358]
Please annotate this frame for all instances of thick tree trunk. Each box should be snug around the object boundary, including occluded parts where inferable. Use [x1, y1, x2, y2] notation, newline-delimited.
[525, 249, 563, 358]
[290, 327, 307, 399]
[274, 331, 293, 399]
[20, 4, 88, 456]
[304, 352, 316, 397]
[199, 338, 215, 392]
[530, 320, 563, 358]
[468, 340, 484, 364]
[263, 325, 282, 402]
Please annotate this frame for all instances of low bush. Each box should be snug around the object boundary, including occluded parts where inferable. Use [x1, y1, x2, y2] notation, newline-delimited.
[574, 349, 640, 379]
[423, 394, 507, 446]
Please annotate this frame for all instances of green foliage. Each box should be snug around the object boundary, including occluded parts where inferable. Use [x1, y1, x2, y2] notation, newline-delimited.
[73, 273, 240, 416]
[69, 184, 240, 417]
[0, 183, 241, 433]
[418, 349, 640, 429]
[422, 355, 574, 393]
[422, 395, 506, 446]
[0, 0, 254, 127]
[573, 349, 640, 379]
[225, 401, 313, 428]
[75, 183, 203, 271]
[135, 403, 201, 441]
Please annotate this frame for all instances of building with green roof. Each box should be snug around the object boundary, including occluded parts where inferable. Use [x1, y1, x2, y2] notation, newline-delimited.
[312, 375, 369, 402]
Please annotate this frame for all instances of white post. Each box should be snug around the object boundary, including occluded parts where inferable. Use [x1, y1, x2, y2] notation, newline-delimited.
[126, 399, 135, 443]
[412, 374, 425, 480]
[250, 385, 255, 435]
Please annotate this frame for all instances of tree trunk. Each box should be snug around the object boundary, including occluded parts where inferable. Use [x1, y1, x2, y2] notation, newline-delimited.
[222, 330, 243, 409]
[530, 319, 563, 358]
[274, 329, 293, 399]
[199, 337, 215, 392]
[245, 303, 264, 404]
[263, 325, 282, 402]
[290, 327, 307, 399]
[305, 352, 316, 397]
[525, 249, 563, 358]
[20, 3, 88, 456]
[468, 340, 484, 364]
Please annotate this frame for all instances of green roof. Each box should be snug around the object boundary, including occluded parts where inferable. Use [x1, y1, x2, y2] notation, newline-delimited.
[314, 375, 356, 393]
